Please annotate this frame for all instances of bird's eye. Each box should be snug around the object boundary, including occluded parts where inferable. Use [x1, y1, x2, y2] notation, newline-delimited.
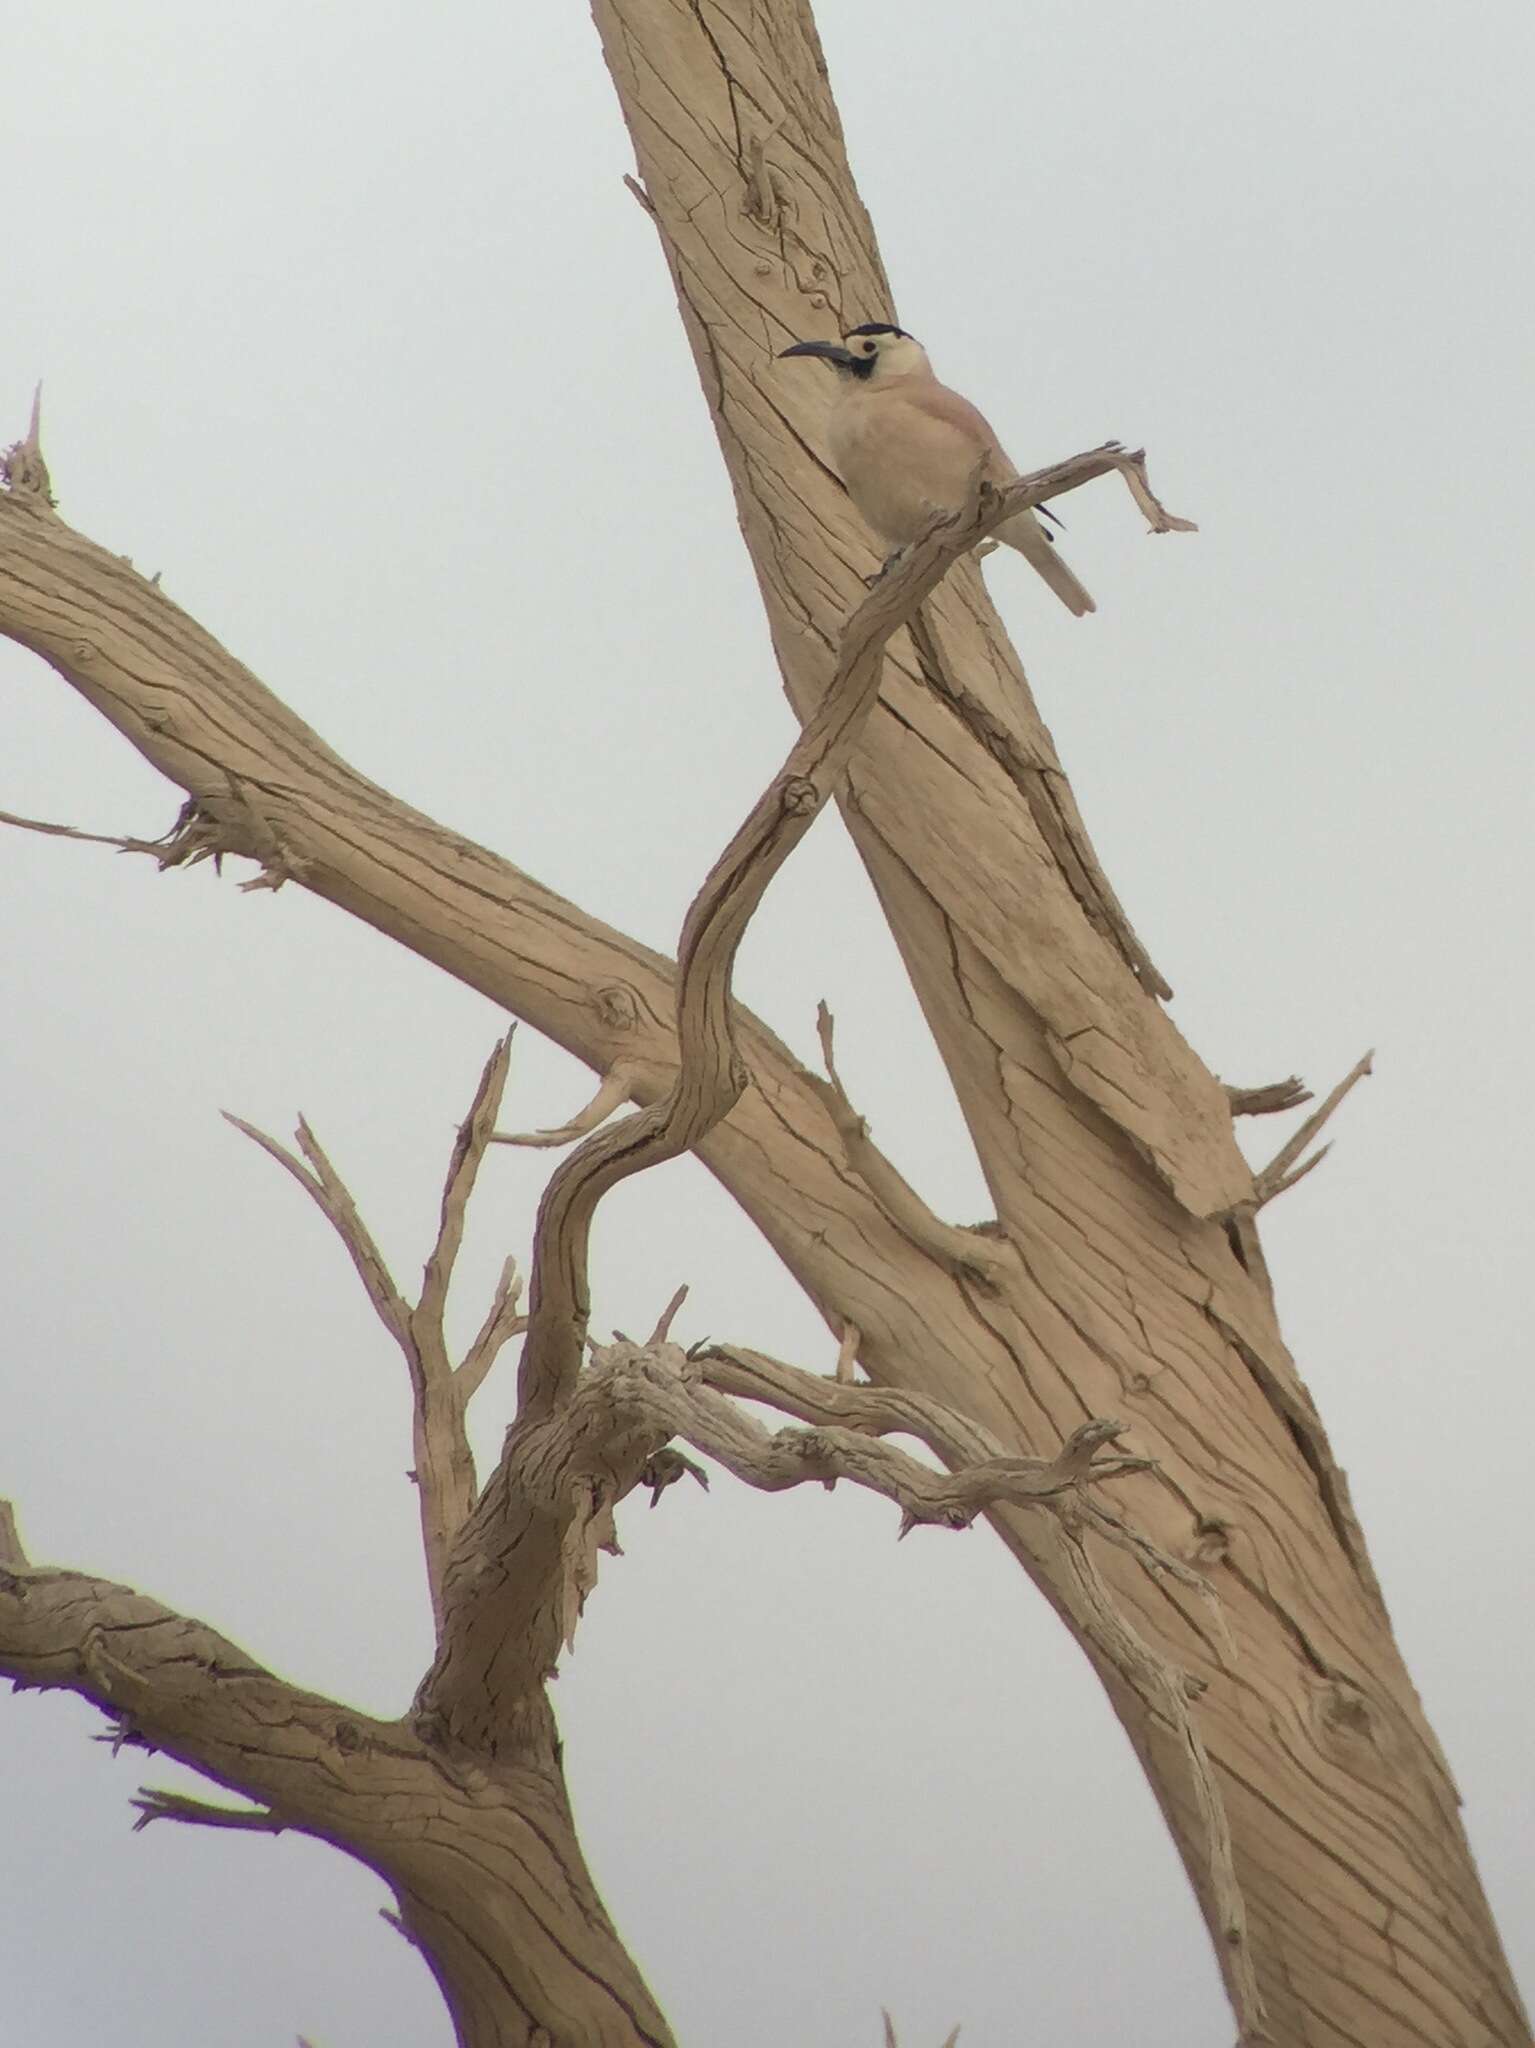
[860, 339, 875, 353]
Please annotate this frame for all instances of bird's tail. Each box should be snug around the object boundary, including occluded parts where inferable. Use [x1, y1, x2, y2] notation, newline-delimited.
[996, 510, 1096, 616]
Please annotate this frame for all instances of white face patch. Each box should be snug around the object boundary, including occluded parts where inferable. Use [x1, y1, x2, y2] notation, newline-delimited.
[845, 331, 926, 381]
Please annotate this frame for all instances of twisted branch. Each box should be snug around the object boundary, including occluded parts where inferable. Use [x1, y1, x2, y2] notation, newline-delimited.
[512, 456, 1107, 1424]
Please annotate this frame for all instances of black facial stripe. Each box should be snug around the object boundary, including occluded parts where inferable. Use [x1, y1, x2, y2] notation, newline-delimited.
[845, 321, 908, 339]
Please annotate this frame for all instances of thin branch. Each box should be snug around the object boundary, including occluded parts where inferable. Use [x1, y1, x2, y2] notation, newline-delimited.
[834, 1320, 861, 1383]
[697, 1342, 1004, 1462]
[456, 1255, 527, 1402]
[1108, 445, 1199, 532]
[379, 1906, 418, 1947]
[684, 1392, 1147, 1535]
[648, 1284, 690, 1345]
[699, 1341, 1215, 1615]
[0, 808, 167, 857]
[933, 443, 1194, 545]
[418, 1032, 515, 1334]
[813, 999, 852, 1105]
[492, 1060, 645, 1149]
[514, 454, 1034, 1425]
[1252, 1050, 1373, 1206]
[488, 1336, 1154, 1663]
[1260, 1143, 1331, 1204]
[812, 1002, 1007, 1288]
[130, 1789, 285, 1835]
[0, 382, 53, 504]
[1226, 1076, 1313, 1117]
[0, 1500, 28, 1570]
[578, 1342, 1150, 1536]
[882, 2020, 960, 2048]
[222, 1112, 413, 1351]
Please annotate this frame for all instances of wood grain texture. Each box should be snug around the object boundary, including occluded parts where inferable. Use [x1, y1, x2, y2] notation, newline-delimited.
[0, 3, 1528, 2040]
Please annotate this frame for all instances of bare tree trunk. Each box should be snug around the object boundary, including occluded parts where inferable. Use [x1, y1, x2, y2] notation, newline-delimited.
[587, 3, 1530, 2043]
[0, 2, 1528, 2041]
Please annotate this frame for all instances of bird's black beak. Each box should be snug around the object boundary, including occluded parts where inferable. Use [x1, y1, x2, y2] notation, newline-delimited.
[778, 338, 857, 369]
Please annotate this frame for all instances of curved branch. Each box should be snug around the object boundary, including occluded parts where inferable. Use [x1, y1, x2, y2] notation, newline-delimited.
[674, 1395, 1150, 1537]
[514, 465, 1055, 1423]
[491, 1060, 645, 1148]
[699, 1341, 1009, 1461]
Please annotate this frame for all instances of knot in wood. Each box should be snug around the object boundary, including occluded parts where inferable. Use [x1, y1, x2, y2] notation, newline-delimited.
[792, 1428, 835, 1468]
[1313, 1677, 1396, 1765]
[592, 983, 639, 1032]
[1190, 1517, 1230, 1569]
[781, 776, 819, 817]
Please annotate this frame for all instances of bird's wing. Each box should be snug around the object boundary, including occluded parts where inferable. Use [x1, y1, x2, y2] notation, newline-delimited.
[896, 379, 1018, 481]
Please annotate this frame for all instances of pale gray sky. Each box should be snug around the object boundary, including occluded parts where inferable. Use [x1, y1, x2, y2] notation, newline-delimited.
[4, 3, 1532, 2043]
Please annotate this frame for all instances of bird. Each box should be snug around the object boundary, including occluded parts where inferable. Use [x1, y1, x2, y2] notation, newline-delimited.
[778, 321, 1094, 616]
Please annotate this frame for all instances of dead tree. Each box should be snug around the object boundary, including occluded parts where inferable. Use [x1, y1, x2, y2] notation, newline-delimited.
[0, 4, 1528, 2045]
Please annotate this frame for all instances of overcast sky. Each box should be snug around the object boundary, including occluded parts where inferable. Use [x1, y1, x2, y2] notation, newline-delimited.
[4, 2, 1532, 2043]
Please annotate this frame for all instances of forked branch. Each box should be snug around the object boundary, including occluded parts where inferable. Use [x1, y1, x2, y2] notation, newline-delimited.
[225, 1036, 528, 1632]
[1251, 1049, 1373, 1206]
[130, 1789, 286, 1835]
[521, 1336, 1153, 1653]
